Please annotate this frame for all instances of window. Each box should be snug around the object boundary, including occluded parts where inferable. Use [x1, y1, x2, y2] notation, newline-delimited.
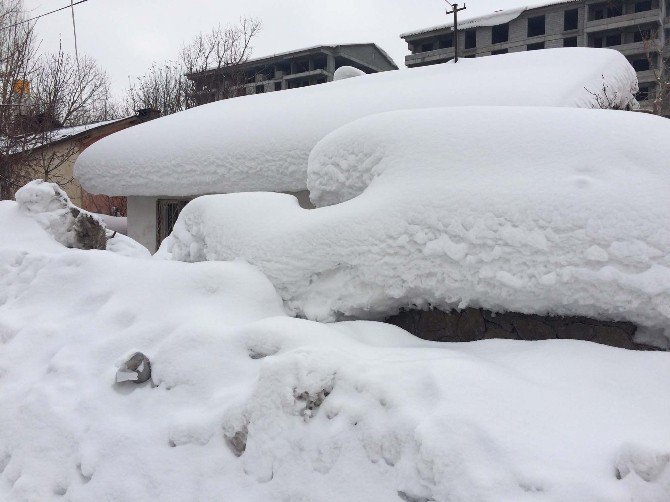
[438, 35, 453, 48]
[527, 15, 545, 37]
[634, 29, 651, 42]
[593, 7, 605, 20]
[492, 48, 508, 55]
[607, 5, 622, 17]
[465, 30, 477, 49]
[636, 85, 650, 101]
[274, 81, 282, 91]
[255, 84, 264, 93]
[420, 42, 434, 52]
[492, 23, 509, 44]
[636, 0, 653, 11]
[631, 58, 651, 71]
[564, 9, 579, 30]
[591, 36, 604, 47]
[527, 42, 545, 51]
[563, 36, 578, 47]
[605, 33, 622, 46]
[157, 199, 189, 246]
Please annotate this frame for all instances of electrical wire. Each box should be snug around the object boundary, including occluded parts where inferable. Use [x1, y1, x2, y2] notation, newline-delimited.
[1, 0, 90, 30]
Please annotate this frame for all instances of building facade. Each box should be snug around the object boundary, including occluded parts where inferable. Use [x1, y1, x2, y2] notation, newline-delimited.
[400, 0, 669, 111]
[3, 109, 159, 213]
[187, 44, 398, 105]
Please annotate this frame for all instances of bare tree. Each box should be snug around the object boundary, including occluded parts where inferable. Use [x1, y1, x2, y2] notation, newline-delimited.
[0, 1, 117, 200]
[0, 0, 38, 199]
[32, 44, 117, 126]
[584, 75, 637, 110]
[125, 17, 261, 116]
[638, 27, 669, 116]
[125, 61, 191, 116]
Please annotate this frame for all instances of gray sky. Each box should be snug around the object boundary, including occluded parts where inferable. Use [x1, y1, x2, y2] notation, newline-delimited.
[24, 0, 552, 98]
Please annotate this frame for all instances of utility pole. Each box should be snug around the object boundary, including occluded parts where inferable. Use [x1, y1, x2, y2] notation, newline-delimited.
[445, 1, 467, 63]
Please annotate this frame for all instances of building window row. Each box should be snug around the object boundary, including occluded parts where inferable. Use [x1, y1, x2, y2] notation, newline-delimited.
[411, 3, 661, 57]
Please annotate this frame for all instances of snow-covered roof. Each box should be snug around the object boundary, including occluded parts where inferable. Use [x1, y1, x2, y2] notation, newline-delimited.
[74, 48, 638, 197]
[400, 1, 580, 39]
[187, 43, 398, 76]
[3, 117, 127, 155]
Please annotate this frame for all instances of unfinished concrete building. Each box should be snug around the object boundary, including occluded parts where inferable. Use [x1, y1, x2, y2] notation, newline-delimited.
[186, 44, 398, 105]
[401, 0, 670, 112]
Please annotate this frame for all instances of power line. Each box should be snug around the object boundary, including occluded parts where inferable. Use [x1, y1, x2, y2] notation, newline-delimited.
[70, 0, 79, 62]
[1, 0, 90, 30]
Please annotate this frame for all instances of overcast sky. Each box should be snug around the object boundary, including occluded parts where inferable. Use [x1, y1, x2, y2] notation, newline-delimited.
[23, 0, 553, 98]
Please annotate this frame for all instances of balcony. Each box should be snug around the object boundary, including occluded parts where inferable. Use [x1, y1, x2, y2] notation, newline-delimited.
[283, 69, 330, 81]
[607, 39, 662, 55]
[636, 69, 658, 82]
[405, 47, 455, 67]
[585, 9, 662, 32]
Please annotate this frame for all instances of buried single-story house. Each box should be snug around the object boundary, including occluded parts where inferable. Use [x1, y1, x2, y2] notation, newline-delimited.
[74, 48, 639, 253]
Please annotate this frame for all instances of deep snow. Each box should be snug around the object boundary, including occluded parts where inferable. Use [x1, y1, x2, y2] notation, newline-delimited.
[0, 201, 669, 501]
[14, 180, 148, 258]
[159, 107, 670, 348]
[74, 48, 638, 197]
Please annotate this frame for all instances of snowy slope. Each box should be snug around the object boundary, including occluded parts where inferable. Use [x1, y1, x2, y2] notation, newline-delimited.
[12, 180, 149, 258]
[160, 107, 670, 347]
[74, 48, 638, 197]
[0, 204, 669, 501]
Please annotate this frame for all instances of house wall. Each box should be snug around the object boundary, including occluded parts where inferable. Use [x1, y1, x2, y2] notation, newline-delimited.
[128, 196, 159, 253]
[35, 142, 84, 207]
[338, 45, 398, 71]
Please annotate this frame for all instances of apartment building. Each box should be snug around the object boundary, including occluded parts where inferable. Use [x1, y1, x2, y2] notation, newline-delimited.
[400, 0, 669, 111]
[187, 44, 398, 105]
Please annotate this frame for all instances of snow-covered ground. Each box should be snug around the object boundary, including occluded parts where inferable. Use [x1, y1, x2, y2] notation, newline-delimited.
[159, 107, 670, 348]
[0, 182, 669, 501]
[75, 48, 638, 197]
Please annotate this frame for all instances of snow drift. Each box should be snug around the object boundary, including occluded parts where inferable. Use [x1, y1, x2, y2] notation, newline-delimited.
[74, 48, 638, 197]
[160, 107, 670, 347]
[12, 180, 148, 258]
[0, 204, 669, 501]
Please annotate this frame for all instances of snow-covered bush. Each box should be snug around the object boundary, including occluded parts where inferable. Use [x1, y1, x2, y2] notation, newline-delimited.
[333, 65, 365, 80]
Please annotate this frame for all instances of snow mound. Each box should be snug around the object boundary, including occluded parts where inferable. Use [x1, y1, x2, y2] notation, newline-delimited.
[334, 65, 365, 80]
[75, 48, 638, 197]
[13, 180, 149, 258]
[161, 107, 670, 346]
[1, 188, 669, 501]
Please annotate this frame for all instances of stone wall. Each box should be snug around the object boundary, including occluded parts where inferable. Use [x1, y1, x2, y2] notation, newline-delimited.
[385, 308, 660, 351]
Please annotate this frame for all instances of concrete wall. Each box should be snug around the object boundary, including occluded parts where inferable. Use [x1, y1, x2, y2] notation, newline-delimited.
[386, 307, 660, 351]
[127, 196, 158, 253]
[338, 45, 398, 71]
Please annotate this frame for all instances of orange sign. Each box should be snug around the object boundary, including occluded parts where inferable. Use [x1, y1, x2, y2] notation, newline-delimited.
[12, 80, 30, 94]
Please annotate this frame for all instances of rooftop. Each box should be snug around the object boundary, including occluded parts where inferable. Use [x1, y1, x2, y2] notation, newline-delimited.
[400, 1, 581, 39]
[187, 43, 398, 78]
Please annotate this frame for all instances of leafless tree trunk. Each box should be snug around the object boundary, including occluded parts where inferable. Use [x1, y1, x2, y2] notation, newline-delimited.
[0, 0, 37, 199]
[640, 27, 669, 116]
[125, 17, 261, 116]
